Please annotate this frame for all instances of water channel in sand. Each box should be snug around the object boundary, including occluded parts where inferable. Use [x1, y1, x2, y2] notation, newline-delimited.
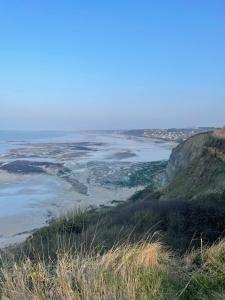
[0, 131, 175, 247]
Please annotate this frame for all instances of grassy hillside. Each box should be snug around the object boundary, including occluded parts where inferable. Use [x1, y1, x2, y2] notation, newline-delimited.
[1, 185, 224, 298]
[7, 184, 225, 262]
[1, 130, 225, 299]
[1, 233, 225, 299]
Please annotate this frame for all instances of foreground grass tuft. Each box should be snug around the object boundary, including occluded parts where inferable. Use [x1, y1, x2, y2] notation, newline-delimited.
[1, 239, 225, 299]
[0, 242, 175, 300]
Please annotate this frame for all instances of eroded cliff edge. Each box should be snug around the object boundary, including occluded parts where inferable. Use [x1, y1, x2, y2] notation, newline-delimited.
[162, 127, 225, 199]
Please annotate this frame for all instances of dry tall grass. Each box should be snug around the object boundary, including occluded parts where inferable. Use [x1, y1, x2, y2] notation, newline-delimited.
[1, 239, 225, 300]
[0, 242, 173, 300]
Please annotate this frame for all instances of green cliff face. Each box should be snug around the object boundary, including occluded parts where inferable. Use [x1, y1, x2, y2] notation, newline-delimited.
[163, 130, 225, 200]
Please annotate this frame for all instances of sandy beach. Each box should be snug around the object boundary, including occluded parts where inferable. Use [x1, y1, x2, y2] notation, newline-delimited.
[0, 131, 175, 247]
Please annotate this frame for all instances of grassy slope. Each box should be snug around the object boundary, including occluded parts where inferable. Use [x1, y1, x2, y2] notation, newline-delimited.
[1, 235, 225, 299]
[1, 133, 225, 299]
[7, 185, 225, 263]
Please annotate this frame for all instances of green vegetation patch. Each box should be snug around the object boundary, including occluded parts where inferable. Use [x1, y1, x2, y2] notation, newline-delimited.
[116, 160, 167, 188]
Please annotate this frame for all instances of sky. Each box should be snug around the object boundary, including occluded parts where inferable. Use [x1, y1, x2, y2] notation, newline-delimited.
[0, 0, 225, 130]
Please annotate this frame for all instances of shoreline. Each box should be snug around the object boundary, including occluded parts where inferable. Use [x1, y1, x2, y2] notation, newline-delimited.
[0, 132, 174, 248]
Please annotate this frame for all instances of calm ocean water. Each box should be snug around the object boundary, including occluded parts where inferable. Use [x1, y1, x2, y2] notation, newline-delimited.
[0, 130, 69, 142]
[0, 130, 70, 153]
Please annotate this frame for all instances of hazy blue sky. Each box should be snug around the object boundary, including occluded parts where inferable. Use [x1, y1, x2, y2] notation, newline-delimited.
[0, 0, 225, 130]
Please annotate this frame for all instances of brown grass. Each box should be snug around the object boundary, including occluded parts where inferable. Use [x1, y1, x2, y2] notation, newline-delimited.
[0, 242, 172, 300]
[1, 239, 225, 299]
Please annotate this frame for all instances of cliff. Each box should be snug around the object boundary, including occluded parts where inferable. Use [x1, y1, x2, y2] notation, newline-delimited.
[163, 128, 225, 199]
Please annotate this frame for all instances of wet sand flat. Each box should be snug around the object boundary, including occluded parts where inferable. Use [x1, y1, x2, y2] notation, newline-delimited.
[0, 131, 175, 247]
